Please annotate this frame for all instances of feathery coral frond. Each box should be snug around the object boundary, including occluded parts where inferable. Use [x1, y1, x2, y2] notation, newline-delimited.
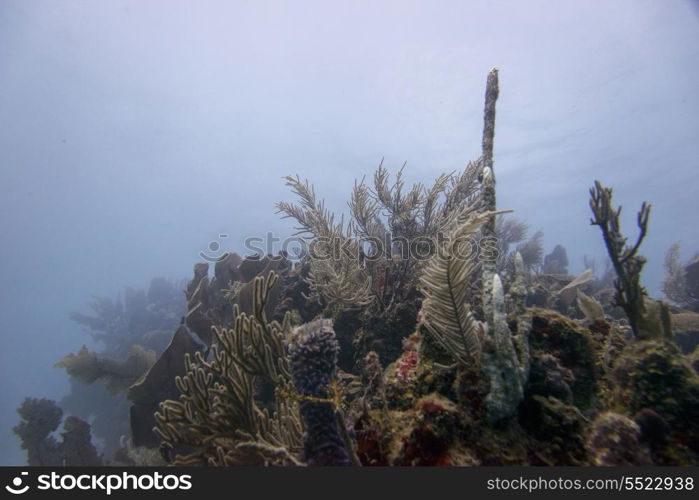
[419, 210, 501, 365]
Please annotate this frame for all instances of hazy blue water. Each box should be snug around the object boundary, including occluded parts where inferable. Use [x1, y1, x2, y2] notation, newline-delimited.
[1, 0, 698, 464]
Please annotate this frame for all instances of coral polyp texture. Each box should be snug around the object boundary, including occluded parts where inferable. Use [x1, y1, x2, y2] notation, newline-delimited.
[15, 70, 699, 466]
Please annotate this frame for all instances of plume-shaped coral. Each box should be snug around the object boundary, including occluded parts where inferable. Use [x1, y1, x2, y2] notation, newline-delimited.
[277, 175, 371, 310]
[419, 210, 498, 366]
[277, 158, 485, 315]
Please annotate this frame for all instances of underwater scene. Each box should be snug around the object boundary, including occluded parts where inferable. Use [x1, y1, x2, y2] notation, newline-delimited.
[2, 1, 699, 471]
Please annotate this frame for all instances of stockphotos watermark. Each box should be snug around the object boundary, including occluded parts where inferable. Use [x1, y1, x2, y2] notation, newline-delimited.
[199, 232, 500, 264]
[4, 471, 192, 495]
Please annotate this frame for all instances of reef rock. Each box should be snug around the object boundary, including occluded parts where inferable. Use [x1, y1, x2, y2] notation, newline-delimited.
[611, 340, 699, 458]
[586, 412, 651, 466]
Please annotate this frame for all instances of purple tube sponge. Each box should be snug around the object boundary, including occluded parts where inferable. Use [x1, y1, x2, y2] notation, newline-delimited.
[289, 319, 351, 466]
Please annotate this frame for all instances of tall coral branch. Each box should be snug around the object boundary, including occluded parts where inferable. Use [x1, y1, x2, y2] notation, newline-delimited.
[480, 68, 500, 320]
[589, 181, 651, 337]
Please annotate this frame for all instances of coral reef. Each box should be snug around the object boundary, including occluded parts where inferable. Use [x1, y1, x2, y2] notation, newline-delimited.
[520, 395, 587, 465]
[17, 71, 699, 467]
[527, 309, 598, 409]
[393, 394, 474, 466]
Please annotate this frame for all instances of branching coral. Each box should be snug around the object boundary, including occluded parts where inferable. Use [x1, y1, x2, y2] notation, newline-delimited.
[155, 272, 304, 466]
[70, 280, 185, 354]
[69, 296, 129, 348]
[276, 175, 371, 311]
[277, 159, 483, 315]
[589, 181, 649, 331]
[589, 181, 671, 340]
